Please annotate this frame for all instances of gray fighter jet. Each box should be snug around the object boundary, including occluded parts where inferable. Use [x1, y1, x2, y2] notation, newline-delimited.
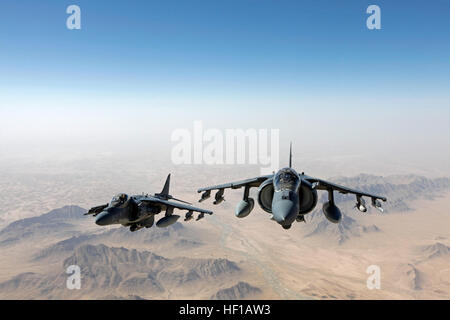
[197, 144, 387, 229]
[85, 174, 213, 232]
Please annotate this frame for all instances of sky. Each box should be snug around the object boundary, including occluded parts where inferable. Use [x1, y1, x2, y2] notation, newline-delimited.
[0, 0, 449, 174]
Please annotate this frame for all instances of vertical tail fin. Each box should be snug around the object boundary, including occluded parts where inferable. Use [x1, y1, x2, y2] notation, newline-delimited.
[289, 142, 292, 168]
[155, 174, 192, 204]
[160, 174, 171, 197]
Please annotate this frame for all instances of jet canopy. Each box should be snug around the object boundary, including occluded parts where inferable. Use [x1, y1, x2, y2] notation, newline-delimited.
[274, 168, 300, 192]
[110, 193, 128, 207]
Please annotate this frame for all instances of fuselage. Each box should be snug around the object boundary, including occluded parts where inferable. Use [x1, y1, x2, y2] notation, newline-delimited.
[95, 205, 129, 226]
[95, 194, 157, 228]
[271, 167, 301, 228]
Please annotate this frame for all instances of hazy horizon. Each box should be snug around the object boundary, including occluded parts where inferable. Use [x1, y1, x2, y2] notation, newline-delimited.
[1, 0, 449, 220]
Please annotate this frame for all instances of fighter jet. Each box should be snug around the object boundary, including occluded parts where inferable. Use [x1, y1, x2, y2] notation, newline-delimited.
[197, 144, 387, 230]
[85, 174, 213, 232]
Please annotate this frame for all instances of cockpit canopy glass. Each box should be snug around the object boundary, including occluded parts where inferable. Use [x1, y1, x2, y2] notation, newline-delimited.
[274, 168, 300, 192]
[110, 193, 128, 207]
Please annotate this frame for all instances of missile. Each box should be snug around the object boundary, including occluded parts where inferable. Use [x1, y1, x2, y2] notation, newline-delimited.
[199, 190, 211, 203]
[356, 196, 367, 212]
[196, 212, 205, 221]
[372, 198, 384, 213]
[184, 210, 194, 222]
[213, 189, 225, 205]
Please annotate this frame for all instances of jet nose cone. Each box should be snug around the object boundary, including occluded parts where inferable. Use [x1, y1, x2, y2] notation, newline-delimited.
[272, 200, 297, 225]
[95, 210, 113, 226]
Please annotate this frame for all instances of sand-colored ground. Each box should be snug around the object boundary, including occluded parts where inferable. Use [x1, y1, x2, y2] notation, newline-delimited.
[0, 158, 449, 299]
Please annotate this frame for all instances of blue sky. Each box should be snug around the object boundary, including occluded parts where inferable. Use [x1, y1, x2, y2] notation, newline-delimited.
[0, 0, 449, 105]
[0, 1, 449, 174]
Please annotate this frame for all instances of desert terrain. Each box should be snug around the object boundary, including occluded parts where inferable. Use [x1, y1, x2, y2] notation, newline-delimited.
[0, 157, 449, 300]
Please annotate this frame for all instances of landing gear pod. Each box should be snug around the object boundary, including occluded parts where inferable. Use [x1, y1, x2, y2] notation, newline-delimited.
[235, 198, 255, 218]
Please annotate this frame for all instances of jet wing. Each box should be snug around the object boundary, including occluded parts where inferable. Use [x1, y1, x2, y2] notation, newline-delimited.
[303, 175, 387, 202]
[84, 204, 108, 216]
[140, 197, 213, 215]
[197, 174, 273, 193]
